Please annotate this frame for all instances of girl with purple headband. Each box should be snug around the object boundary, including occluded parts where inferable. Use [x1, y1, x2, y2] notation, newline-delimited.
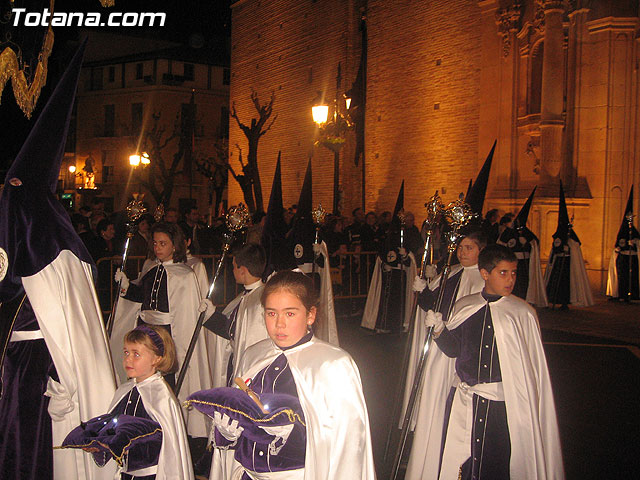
[107, 325, 194, 479]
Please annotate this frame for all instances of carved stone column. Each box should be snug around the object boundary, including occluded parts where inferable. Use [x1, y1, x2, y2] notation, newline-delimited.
[539, 0, 565, 182]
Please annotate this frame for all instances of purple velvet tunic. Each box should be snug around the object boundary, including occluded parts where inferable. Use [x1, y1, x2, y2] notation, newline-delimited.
[435, 291, 510, 480]
[216, 334, 311, 477]
[417, 267, 464, 322]
[0, 295, 57, 480]
[111, 386, 156, 480]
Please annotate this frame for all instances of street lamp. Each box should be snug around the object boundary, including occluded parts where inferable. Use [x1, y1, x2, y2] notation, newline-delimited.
[129, 151, 150, 167]
[312, 74, 353, 215]
[129, 152, 151, 195]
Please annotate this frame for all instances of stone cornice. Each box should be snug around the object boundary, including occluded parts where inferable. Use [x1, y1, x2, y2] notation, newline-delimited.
[495, 2, 522, 56]
[587, 17, 639, 34]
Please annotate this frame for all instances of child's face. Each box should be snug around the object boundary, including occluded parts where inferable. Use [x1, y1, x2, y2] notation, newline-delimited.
[153, 232, 174, 262]
[480, 260, 518, 296]
[123, 341, 161, 382]
[264, 288, 316, 348]
[457, 237, 480, 267]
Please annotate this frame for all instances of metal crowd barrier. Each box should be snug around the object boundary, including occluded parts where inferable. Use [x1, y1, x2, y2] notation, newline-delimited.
[95, 251, 380, 316]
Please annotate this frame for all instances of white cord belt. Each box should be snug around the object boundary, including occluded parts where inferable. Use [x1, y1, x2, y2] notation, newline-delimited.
[9, 329, 44, 342]
[439, 377, 504, 480]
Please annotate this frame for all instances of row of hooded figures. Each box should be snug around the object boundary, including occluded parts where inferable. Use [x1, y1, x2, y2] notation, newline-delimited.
[1, 41, 638, 480]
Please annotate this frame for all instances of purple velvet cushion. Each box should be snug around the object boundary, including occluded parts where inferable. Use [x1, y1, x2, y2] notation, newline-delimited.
[59, 413, 162, 470]
[186, 387, 305, 443]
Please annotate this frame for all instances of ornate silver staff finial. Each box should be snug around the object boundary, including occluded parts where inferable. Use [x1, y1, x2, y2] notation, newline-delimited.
[312, 203, 327, 227]
[423, 191, 444, 231]
[126, 198, 147, 226]
[226, 203, 251, 232]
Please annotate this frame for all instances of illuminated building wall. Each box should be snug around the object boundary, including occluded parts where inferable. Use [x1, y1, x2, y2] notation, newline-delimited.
[230, 0, 640, 291]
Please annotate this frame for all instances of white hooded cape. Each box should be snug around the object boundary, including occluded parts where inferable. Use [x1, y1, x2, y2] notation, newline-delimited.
[606, 239, 640, 297]
[109, 372, 194, 479]
[544, 239, 593, 307]
[23, 250, 117, 480]
[361, 253, 417, 330]
[526, 240, 549, 307]
[209, 282, 269, 389]
[401, 264, 484, 429]
[209, 337, 376, 480]
[110, 259, 212, 437]
[296, 241, 339, 346]
[405, 293, 564, 480]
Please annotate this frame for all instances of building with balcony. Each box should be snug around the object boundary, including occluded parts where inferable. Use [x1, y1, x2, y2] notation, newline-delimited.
[63, 31, 230, 218]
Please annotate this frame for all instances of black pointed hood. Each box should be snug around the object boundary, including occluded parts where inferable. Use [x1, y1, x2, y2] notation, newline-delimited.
[615, 186, 640, 244]
[0, 40, 92, 302]
[498, 187, 539, 246]
[393, 180, 404, 219]
[261, 153, 294, 271]
[514, 187, 536, 229]
[289, 160, 315, 265]
[552, 181, 580, 244]
[466, 140, 496, 216]
[464, 178, 473, 200]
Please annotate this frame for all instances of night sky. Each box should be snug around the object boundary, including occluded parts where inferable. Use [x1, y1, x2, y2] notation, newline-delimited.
[0, 0, 231, 176]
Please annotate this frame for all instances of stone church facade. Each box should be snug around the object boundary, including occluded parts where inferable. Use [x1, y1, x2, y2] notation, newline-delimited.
[228, 0, 639, 292]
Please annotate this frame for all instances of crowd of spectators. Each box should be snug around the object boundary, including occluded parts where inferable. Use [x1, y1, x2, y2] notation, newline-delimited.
[67, 196, 520, 313]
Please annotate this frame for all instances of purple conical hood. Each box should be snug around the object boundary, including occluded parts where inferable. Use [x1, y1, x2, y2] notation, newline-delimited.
[0, 40, 92, 303]
[6, 40, 86, 192]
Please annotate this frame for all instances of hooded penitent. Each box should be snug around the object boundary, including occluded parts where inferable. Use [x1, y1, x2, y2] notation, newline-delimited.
[0, 39, 117, 480]
[544, 181, 593, 307]
[362, 180, 417, 333]
[606, 186, 640, 299]
[497, 187, 548, 306]
[261, 152, 294, 273]
[289, 159, 315, 266]
[286, 160, 338, 345]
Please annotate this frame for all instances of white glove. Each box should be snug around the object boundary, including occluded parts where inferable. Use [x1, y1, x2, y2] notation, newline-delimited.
[198, 298, 215, 318]
[398, 247, 407, 257]
[114, 269, 129, 296]
[213, 411, 244, 442]
[257, 424, 295, 455]
[412, 276, 428, 292]
[312, 243, 322, 254]
[425, 309, 445, 335]
[424, 264, 438, 279]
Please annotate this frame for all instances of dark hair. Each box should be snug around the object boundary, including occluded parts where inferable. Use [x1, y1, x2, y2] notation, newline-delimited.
[96, 218, 114, 235]
[485, 209, 499, 222]
[261, 270, 318, 312]
[233, 243, 266, 277]
[478, 244, 517, 273]
[352, 207, 363, 217]
[499, 213, 514, 226]
[464, 230, 488, 250]
[151, 222, 187, 263]
[124, 325, 177, 374]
